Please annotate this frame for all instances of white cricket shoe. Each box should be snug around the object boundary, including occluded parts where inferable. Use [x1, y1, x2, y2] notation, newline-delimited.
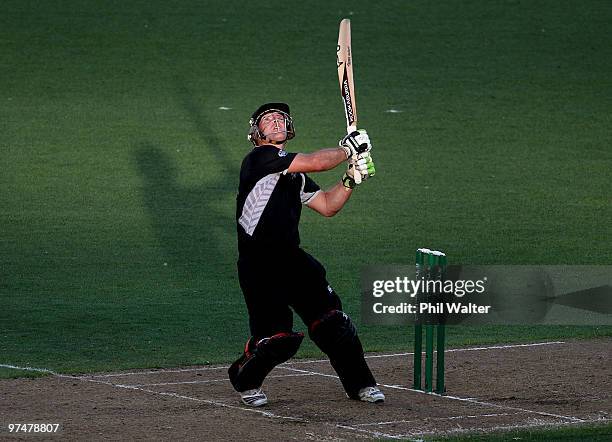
[358, 386, 385, 403]
[240, 388, 268, 407]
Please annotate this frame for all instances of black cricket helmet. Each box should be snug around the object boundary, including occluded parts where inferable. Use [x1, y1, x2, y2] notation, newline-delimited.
[248, 102, 295, 146]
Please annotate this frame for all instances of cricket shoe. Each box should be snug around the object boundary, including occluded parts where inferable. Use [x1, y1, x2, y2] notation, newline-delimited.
[240, 388, 268, 407]
[358, 386, 385, 403]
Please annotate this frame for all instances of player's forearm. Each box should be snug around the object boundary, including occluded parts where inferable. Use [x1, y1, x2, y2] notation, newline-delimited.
[287, 148, 346, 173]
[312, 148, 347, 171]
[319, 181, 353, 217]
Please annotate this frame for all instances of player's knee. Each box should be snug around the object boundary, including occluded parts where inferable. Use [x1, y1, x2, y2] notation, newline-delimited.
[228, 332, 304, 392]
[308, 310, 363, 357]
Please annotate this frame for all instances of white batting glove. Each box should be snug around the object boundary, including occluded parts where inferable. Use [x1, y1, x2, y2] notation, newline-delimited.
[352, 152, 376, 180]
[339, 129, 372, 159]
[343, 153, 376, 188]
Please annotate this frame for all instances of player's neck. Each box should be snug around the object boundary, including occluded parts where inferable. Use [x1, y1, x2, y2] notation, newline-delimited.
[257, 141, 286, 150]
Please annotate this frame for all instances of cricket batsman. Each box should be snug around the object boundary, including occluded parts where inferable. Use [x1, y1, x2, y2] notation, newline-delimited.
[229, 103, 384, 407]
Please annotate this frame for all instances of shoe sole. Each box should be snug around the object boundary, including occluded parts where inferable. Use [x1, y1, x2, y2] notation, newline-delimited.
[361, 399, 384, 403]
[241, 397, 267, 407]
[359, 395, 385, 403]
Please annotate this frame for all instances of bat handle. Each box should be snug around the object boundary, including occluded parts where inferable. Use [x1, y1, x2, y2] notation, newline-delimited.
[347, 126, 362, 184]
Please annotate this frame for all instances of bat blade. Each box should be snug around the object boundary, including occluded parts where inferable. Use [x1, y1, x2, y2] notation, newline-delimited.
[337, 18, 357, 133]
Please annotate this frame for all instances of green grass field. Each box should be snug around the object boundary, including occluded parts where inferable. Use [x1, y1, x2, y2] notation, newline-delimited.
[1, 2, 611, 436]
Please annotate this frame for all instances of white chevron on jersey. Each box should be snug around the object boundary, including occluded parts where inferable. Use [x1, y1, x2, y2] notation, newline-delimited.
[238, 173, 281, 236]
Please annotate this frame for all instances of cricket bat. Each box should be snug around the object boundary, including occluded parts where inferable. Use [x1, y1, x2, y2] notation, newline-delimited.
[336, 18, 362, 183]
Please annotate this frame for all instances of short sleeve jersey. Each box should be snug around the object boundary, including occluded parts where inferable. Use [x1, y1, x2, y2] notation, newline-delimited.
[236, 145, 321, 256]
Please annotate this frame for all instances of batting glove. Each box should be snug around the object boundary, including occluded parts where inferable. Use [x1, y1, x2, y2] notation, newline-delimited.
[343, 153, 376, 188]
[352, 152, 376, 179]
[339, 129, 372, 159]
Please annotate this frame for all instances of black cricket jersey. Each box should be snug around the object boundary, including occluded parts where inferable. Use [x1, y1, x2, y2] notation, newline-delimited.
[236, 145, 321, 256]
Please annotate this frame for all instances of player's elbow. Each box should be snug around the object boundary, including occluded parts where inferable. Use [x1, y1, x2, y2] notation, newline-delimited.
[323, 207, 340, 217]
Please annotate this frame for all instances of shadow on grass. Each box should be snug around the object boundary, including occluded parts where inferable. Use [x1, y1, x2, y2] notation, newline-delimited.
[133, 142, 236, 279]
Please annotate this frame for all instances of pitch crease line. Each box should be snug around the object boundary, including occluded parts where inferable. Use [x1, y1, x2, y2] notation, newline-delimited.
[0, 364, 308, 422]
[104, 380, 401, 439]
[88, 379, 309, 422]
[130, 372, 315, 387]
[364, 341, 567, 359]
[380, 385, 585, 423]
[334, 423, 403, 440]
[353, 412, 524, 427]
[278, 366, 585, 423]
[0, 364, 57, 374]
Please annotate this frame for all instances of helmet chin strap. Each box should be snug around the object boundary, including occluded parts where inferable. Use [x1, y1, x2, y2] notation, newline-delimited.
[260, 127, 288, 145]
[264, 137, 287, 146]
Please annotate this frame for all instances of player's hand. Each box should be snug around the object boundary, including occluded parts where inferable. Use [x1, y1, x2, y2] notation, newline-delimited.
[342, 160, 358, 189]
[343, 153, 375, 188]
[353, 152, 376, 180]
[339, 129, 372, 159]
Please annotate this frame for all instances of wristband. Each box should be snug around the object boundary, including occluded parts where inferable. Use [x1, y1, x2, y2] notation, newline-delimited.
[340, 145, 351, 159]
[342, 173, 356, 189]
